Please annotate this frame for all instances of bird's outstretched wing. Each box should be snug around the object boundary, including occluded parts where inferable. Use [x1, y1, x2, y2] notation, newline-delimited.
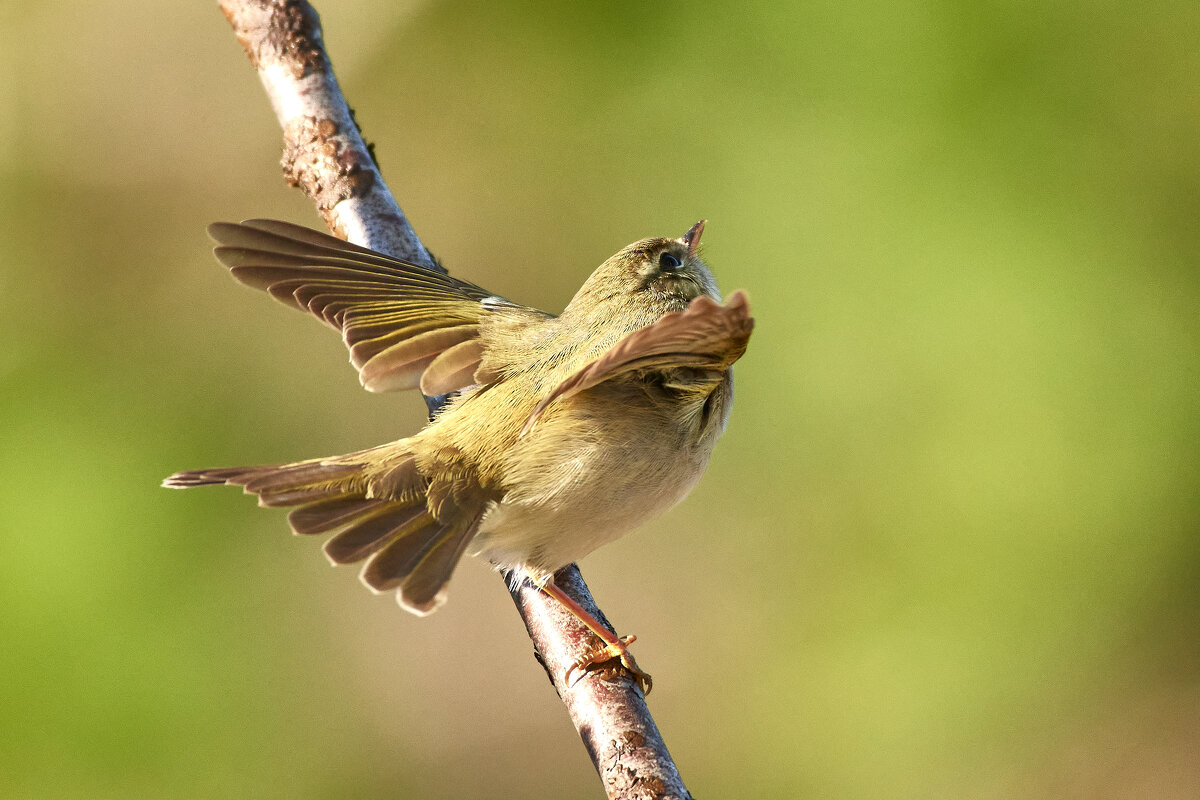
[522, 290, 753, 434]
[208, 220, 551, 395]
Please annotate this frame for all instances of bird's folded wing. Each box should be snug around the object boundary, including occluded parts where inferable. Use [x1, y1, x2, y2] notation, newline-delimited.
[208, 219, 550, 394]
[522, 290, 753, 435]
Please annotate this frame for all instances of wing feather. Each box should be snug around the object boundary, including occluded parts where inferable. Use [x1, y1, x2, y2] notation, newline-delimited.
[420, 338, 487, 396]
[522, 290, 753, 435]
[357, 325, 480, 392]
[208, 220, 551, 394]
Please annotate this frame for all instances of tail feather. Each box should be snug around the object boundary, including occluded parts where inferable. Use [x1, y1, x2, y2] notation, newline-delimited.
[287, 497, 385, 535]
[359, 510, 481, 615]
[396, 514, 482, 613]
[163, 467, 257, 487]
[360, 511, 443, 591]
[163, 453, 486, 615]
[163, 461, 357, 498]
[324, 505, 428, 564]
[258, 486, 348, 508]
[242, 463, 356, 493]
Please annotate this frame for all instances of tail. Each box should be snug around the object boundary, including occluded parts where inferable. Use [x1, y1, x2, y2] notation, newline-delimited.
[164, 452, 483, 615]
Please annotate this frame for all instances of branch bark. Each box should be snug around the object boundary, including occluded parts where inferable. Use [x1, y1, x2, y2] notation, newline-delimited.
[216, 2, 692, 798]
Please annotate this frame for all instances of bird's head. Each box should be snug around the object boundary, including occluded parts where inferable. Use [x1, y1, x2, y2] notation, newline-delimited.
[565, 221, 720, 321]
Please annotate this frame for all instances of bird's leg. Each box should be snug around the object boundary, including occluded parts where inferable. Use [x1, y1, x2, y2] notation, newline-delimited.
[539, 577, 652, 694]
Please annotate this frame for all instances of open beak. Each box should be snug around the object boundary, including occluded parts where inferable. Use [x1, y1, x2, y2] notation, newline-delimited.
[681, 219, 705, 258]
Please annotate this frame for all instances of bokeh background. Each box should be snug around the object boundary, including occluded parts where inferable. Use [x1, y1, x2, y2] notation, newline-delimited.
[2, 1, 1198, 798]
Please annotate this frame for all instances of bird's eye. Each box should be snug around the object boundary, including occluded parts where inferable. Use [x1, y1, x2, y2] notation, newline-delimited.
[659, 252, 683, 271]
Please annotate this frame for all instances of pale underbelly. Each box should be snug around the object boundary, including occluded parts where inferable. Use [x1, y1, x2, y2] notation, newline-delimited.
[459, 369, 731, 579]
[468, 438, 711, 578]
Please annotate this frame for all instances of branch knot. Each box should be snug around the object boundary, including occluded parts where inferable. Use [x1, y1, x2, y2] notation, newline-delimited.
[281, 116, 376, 212]
[221, 0, 325, 78]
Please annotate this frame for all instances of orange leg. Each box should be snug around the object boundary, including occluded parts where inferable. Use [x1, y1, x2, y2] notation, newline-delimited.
[539, 578, 652, 694]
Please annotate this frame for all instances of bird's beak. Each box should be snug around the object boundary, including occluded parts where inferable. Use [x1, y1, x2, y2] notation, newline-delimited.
[681, 220, 705, 259]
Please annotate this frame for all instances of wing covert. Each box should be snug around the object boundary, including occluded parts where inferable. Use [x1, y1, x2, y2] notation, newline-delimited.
[521, 290, 753, 434]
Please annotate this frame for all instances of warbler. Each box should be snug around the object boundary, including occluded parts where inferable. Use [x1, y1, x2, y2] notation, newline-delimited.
[165, 219, 753, 691]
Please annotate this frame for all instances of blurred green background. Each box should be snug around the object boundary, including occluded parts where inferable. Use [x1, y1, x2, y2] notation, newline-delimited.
[2, 1, 1198, 798]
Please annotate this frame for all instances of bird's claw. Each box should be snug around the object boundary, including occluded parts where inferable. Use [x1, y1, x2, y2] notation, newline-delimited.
[564, 634, 653, 694]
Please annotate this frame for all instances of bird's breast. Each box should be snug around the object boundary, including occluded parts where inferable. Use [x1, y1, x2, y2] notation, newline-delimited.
[468, 375, 728, 579]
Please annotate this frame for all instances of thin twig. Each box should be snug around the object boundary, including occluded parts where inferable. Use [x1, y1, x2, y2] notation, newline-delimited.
[215, 2, 692, 798]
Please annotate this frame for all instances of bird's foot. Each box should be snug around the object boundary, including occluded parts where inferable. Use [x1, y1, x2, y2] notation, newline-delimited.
[565, 634, 653, 694]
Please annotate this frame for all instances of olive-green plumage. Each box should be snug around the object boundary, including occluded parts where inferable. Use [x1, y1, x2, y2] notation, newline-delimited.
[166, 219, 752, 616]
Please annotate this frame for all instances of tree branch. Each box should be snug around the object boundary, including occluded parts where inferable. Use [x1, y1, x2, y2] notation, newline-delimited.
[216, 2, 692, 798]
[220, 0, 430, 263]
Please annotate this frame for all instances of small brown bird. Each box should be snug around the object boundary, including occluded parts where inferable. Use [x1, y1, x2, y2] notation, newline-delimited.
[165, 219, 753, 691]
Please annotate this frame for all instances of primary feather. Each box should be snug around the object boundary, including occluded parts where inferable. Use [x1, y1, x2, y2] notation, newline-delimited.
[208, 220, 549, 396]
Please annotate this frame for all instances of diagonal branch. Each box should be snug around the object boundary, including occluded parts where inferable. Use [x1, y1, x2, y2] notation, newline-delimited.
[220, 0, 431, 263]
[215, 2, 692, 798]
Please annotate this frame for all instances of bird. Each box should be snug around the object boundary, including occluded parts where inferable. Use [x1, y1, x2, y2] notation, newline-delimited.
[164, 218, 753, 692]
